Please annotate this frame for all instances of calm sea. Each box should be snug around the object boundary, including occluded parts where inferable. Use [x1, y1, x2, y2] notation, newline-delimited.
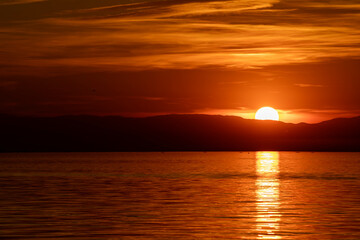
[0, 152, 359, 239]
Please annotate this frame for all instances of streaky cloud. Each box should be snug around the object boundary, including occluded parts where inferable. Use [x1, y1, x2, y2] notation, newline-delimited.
[0, 0, 360, 71]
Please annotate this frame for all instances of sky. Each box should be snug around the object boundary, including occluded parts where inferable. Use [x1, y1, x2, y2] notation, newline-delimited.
[0, 0, 360, 123]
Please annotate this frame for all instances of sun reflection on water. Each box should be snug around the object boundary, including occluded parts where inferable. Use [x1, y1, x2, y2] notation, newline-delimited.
[256, 152, 281, 239]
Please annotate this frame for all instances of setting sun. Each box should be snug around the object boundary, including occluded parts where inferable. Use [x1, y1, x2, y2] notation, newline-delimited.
[255, 107, 280, 121]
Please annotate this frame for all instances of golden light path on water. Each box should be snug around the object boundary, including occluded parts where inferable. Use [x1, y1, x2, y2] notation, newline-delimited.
[256, 152, 281, 239]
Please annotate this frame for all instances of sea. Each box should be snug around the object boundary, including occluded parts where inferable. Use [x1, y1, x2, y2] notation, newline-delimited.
[0, 152, 359, 239]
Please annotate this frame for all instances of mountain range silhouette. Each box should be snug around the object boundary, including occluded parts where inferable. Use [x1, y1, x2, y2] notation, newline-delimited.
[1, 114, 359, 152]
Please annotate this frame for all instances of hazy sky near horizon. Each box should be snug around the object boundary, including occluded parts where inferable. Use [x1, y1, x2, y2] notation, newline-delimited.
[1, 0, 360, 123]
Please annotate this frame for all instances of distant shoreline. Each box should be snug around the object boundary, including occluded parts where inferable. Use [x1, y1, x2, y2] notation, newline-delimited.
[1, 114, 359, 152]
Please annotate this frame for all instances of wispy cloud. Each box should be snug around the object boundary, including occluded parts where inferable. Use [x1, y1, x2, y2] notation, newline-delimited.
[0, 0, 47, 6]
[295, 83, 323, 88]
[1, 0, 360, 72]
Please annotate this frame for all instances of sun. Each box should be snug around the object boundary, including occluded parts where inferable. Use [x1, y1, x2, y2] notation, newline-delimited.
[255, 107, 279, 121]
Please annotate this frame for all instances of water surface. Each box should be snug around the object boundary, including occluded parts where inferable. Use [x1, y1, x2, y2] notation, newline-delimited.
[0, 152, 359, 239]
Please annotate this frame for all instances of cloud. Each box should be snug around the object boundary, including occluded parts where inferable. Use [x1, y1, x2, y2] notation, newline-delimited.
[0, 0, 360, 73]
[279, 108, 360, 123]
[0, 0, 46, 6]
[1, 0, 360, 121]
[294, 83, 323, 88]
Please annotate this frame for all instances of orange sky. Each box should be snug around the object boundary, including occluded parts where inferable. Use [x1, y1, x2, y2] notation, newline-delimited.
[1, 0, 360, 123]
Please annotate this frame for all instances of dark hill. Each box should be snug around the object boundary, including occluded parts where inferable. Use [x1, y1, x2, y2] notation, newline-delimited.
[0, 114, 359, 152]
